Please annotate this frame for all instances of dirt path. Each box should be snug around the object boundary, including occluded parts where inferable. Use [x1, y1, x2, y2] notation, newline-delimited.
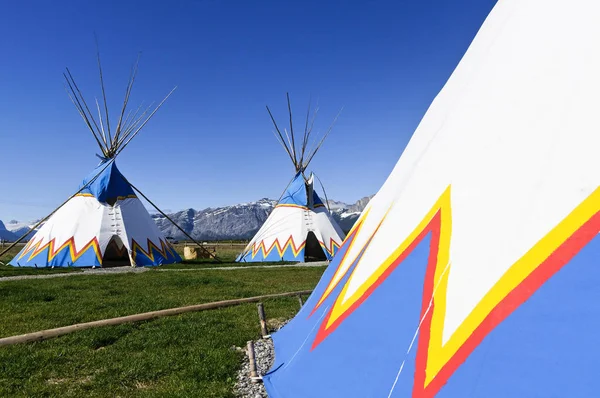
[0, 262, 329, 282]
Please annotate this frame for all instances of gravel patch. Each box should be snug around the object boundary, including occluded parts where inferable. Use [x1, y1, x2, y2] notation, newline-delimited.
[234, 320, 290, 398]
[234, 338, 274, 398]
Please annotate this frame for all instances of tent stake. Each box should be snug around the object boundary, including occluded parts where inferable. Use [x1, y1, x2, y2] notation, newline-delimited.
[247, 341, 260, 382]
[297, 295, 304, 308]
[257, 303, 269, 338]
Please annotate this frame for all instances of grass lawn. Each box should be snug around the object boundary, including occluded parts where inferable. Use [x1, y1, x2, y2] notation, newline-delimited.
[173, 244, 243, 263]
[165, 259, 298, 270]
[0, 266, 325, 397]
[0, 244, 21, 263]
[171, 244, 296, 267]
[0, 266, 82, 277]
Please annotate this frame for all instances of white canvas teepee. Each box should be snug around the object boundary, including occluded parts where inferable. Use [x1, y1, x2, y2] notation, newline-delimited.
[262, 0, 600, 396]
[8, 54, 181, 268]
[237, 95, 345, 262]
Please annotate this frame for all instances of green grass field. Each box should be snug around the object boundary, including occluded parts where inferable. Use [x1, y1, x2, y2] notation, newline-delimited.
[0, 244, 325, 397]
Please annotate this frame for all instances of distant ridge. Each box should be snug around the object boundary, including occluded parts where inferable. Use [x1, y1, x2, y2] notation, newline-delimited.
[3, 196, 372, 242]
[152, 196, 373, 241]
[0, 220, 17, 242]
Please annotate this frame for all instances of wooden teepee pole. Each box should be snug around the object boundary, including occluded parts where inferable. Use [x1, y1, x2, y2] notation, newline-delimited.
[302, 106, 343, 170]
[95, 37, 112, 147]
[124, 179, 220, 262]
[266, 105, 296, 168]
[286, 92, 298, 166]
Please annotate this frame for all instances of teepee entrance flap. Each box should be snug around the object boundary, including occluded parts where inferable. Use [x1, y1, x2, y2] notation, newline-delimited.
[304, 231, 327, 262]
[101, 235, 130, 267]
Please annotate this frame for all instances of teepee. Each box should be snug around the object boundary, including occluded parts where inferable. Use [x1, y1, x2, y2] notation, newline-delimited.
[237, 95, 345, 263]
[262, 1, 600, 396]
[6, 54, 184, 268]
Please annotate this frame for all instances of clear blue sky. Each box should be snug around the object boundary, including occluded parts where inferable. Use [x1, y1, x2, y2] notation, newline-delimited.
[0, 0, 497, 222]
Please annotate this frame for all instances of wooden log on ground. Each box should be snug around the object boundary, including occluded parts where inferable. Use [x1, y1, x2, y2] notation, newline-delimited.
[0, 290, 312, 347]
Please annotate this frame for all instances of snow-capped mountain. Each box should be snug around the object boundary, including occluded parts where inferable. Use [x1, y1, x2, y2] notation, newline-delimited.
[152, 198, 277, 241]
[3, 196, 372, 242]
[4, 220, 40, 241]
[329, 196, 373, 232]
[152, 196, 372, 241]
[0, 220, 17, 242]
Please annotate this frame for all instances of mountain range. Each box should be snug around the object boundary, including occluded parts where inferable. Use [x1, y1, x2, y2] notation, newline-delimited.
[152, 196, 372, 241]
[1, 196, 372, 242]
[0, 220, 18, 242]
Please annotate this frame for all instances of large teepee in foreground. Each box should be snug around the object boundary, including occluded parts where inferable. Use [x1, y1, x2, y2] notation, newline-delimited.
[237, 95, 345, 263]
[7, 55, 183, 268]
[262, 0, 600, 396]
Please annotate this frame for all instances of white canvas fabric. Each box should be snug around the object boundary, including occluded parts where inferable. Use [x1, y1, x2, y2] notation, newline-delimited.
[237, 173, 345, 262]
[10, 162, 180, 267]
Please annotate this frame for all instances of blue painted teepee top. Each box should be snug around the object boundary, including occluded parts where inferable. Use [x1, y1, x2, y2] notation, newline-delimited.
[278, 172, 324, 208]
[79, 161, 135, 203]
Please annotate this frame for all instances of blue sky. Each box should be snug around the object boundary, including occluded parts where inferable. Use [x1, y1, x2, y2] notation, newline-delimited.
[0, 0, 497, 222]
